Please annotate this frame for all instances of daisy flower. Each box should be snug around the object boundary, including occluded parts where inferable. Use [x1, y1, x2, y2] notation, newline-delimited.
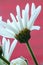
[10, 57, 28, 65]
[0, 37, 27, 65]
[0, 3, 41, 65]
[0, 37, 17, 65]
[0, 3, 41, 42]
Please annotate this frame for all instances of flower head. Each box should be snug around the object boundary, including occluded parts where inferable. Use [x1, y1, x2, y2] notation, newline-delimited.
[0, 37, 17, 65]
[0, 3, 41, 43]
[10, 57, 28, 65]
[0, 37, 28, 65]
[0, 37, 17, 61]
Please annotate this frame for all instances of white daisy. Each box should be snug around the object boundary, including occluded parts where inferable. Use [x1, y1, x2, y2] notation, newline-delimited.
[2, 37, 17, 60]
[0, 3, 41, 43]
[0, 37, 17, 65]
[0, 38, 27, 65]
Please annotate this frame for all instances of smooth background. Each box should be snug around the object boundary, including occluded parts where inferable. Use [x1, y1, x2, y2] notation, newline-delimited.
[0, 0, 43, 65]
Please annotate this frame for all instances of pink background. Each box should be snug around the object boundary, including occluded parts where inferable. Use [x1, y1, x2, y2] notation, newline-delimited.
[0, 0, 43, 65]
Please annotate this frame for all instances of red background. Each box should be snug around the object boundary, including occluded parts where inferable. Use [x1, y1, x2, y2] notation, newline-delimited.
[0, 0, 43, 65]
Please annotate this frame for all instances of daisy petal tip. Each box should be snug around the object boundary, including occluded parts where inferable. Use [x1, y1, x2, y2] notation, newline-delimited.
[16, 5, 19, 8]
[7, 19, 9, 22]
[7, 19, 10, 23]
[25, 3, 29, 10]
[0, 16, 2, 18]
[37, 5, 41, 12]
[14, 39, 18, 43]
[32, 3, 35, 7]
[2, 37, 6, 41]
[10, 13, 13, 17]
[26, 3, 29, 6]
[16, 5, 20, 11]
[35, 26, 40, 30]
[32, 3, 36, 7]
[0, 16, 2, 21]
[39, 5, 41, 8]
[32, 3, 35, 5]
[39, 5, 41, 10]
[30, 26, 40, 31]
[37, 26, 40, 30]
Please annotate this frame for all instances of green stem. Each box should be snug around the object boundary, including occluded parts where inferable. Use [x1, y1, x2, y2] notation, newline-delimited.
[26, 41, 38, 65]
[0, 55, 10, 65]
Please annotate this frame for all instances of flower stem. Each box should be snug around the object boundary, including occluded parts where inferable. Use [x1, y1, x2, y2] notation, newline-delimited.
[0, 55, 10, 65]
[26, 41, 38, 65]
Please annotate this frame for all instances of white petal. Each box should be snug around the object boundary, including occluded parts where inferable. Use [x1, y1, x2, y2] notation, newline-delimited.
[17, 21, 21, 31]
[7, 19, 19, 34]
[25, 3, 29, 27]
[0, 16, 2, 21]
[0, 27, 14, 38]
[4, 42, 8, 60]
[0, 21, 6, 27]
[31, 3, 36, 16]
[9, 39, 17, 59]
[10, 13, 20, 31]
[2, 37, 6, 55]
[16, 15, 23, 30]
[27, 5, 41, 29]
[16, 5, 20, 17]
[2, 37, 9, 60]
[22, 4, 29, 28]
[10, 13, 16, 22]
[30, 26, 40, 30]
[7, 39, 10, 60]
[22, 10, 26, 28]
[25, 3, 29, 16]
[16, 5, 23, 30]
[4, 39, 9, 60]
[10, 58, 27, 65]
